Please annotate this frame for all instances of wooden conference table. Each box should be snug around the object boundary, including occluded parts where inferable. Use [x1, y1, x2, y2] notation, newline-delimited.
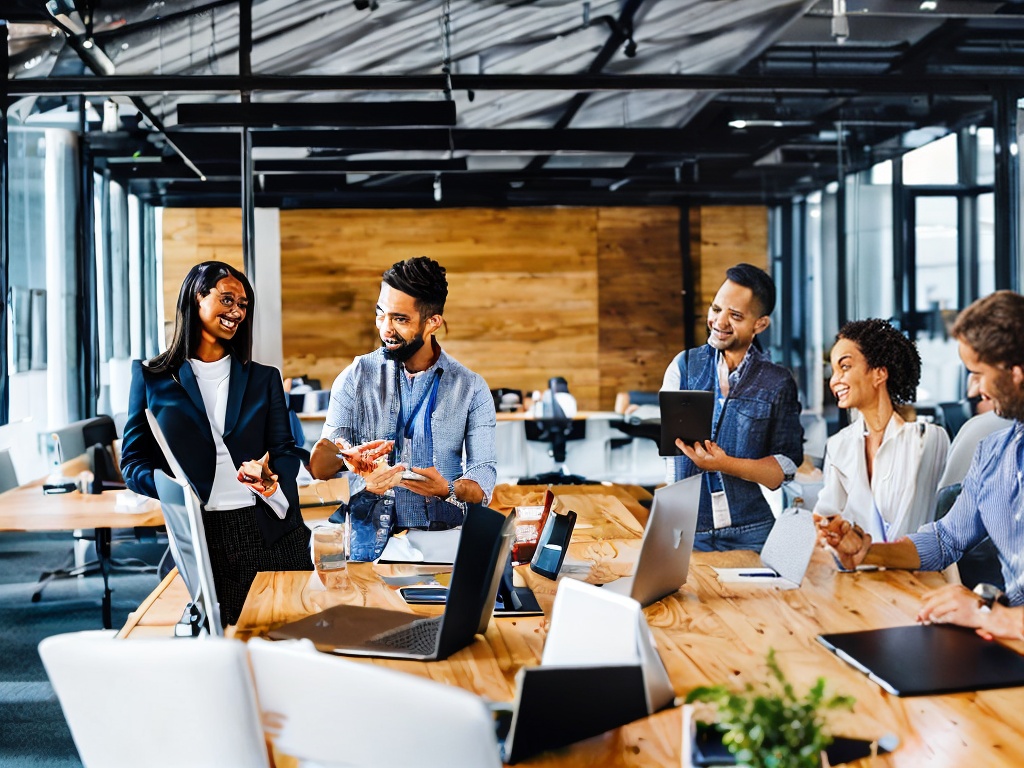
[121, 484, 1024, 767]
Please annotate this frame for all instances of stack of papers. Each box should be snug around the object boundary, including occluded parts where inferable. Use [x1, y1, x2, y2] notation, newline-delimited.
[378, 528, 462, 564]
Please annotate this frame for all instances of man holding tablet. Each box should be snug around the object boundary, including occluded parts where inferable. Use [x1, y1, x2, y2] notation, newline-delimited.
[661, 263, 803, 552]
[820, 290, 1024, 642]
[309, 257, 497, 560]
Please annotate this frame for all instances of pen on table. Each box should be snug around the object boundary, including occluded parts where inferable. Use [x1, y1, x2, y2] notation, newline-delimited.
[737, 570, 778, 577]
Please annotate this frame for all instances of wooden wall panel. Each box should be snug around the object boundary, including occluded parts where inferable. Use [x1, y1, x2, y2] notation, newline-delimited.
[160, 208, 244, 343]
[278, 208, 603, 407]
[596, 207, 683, 407]
[690, 206, 769, 345]
[161, 206, 697, 411]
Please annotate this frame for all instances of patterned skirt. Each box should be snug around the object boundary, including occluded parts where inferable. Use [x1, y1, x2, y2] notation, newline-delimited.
[201, 506, 312, 626]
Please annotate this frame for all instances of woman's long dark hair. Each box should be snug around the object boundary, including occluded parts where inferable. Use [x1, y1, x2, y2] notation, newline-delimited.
[146, 261, 254, 374]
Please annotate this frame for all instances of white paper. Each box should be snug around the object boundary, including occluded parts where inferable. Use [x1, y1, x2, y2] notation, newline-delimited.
[377, 528, 462, 564]
[114, 489, 150, 512]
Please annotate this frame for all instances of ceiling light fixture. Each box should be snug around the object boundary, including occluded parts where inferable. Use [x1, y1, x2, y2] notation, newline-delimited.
[919, 0, 937, 10]
[832, 0, 849, 45]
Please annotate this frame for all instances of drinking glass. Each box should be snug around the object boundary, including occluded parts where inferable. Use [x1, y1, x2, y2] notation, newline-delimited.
[312, 520, 349, 589]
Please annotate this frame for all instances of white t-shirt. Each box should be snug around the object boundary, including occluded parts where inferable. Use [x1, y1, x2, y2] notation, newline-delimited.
[189, 356, 287, 519]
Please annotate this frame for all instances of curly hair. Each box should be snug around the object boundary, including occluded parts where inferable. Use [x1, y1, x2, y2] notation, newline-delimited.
[382, 256, 448, 319]
[836, 319, 921, 405]
[952, 290, 1024, 368]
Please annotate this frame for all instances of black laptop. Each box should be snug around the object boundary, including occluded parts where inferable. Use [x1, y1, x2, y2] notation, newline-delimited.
[818, 623, 1024, 696]
[494, 665, 650, 764]
[659, 390, 715, 456]
[269, 504, 515, 661]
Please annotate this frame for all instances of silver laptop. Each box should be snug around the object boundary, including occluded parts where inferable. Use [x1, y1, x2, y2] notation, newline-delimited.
[599, 474, 700, 606]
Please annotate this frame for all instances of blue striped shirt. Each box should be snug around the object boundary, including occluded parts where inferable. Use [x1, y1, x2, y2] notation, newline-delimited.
[908, 420, 1024, 606]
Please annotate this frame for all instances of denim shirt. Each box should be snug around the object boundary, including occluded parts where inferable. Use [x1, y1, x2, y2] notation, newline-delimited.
[322, 346, 497, 528]
[670, 343, 803, 531]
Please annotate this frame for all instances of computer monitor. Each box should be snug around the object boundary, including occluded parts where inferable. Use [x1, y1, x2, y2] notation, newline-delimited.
[146, 409, 223, 636]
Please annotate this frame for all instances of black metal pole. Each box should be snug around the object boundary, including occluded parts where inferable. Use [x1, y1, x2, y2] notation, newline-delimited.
[0, 21, 9, 425]
[77, 95, 98, 419]
[240, 0, 256, 278]
[679, 207, 696, 350]
[993, 86, 1020, 291]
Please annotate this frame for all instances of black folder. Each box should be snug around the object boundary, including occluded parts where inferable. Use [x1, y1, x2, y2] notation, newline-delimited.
[818, 624, 1024, 697]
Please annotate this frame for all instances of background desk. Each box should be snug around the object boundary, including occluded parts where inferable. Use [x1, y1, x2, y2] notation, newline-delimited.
[0, 460, 163, 628]
[122, 485, 1024, 767]
[298, 410, 666, 485]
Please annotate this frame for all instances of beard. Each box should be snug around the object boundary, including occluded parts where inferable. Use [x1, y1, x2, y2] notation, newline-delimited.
[988, 375, 1024, 421]
[381, 333, 425, 362]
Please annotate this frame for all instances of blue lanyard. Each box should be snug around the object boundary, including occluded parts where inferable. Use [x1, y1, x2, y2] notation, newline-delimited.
[397, 370, 443, 445]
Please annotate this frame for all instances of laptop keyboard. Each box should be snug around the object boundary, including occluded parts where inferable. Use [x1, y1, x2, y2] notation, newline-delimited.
[364, 616, 443, 656]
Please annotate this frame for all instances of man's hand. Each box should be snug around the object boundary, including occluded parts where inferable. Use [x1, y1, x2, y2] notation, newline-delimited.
[237, 452, 278, 496]
[814, 513, 872, 570]
[399, 465, 449, 498]
[918, 583, 988, 631]
[676, 439, 729, 472]
[335, 439, 394, 474]
[362, 460, 406, 495]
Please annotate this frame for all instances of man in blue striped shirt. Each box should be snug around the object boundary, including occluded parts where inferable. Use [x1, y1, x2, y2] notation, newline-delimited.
[821, 290, 1024, 641]
[309, 257, 497, 559]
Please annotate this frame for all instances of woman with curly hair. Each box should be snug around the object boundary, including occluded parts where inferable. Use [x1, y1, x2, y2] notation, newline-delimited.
[813, 319, 949, 540]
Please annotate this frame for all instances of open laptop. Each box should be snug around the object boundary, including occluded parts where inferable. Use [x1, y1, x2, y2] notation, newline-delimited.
[659, 389, 715, 456]
[269, 503, 515, 661]
[599, 474, 700, 606]
[818, 623, 1024, 696]
[145, 409, 224, 635]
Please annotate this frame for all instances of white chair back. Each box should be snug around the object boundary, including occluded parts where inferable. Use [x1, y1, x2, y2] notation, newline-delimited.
[247, 637, 501, 768]
[39, 632, 268, 768]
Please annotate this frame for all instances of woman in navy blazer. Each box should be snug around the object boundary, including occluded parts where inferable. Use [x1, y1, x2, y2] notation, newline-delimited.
[120, 261, 311, 625]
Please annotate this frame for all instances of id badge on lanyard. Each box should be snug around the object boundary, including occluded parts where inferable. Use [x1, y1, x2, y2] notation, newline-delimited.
[709, 360, 731, 529]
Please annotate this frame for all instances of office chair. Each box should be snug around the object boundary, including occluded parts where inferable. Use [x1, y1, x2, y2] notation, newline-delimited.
[0, 447, 19, 493]
[33, 416, 156, 606]
[39, 632, 269, 768]
[933, 483, 1004, 591]
[247, 637, 502, 768]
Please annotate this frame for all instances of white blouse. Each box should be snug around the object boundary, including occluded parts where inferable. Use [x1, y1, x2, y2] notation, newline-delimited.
[189, 357, 287, 519]
[813, 413, 949, 541]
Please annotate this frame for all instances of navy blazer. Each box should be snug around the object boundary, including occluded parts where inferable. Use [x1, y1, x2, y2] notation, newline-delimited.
[120, 357, 307, 546]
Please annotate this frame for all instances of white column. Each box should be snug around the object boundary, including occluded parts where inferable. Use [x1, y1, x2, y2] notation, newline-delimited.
[252, 208, 283, 369]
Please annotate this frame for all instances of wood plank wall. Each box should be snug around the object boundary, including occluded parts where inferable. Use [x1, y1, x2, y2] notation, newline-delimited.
[159, 206, 768, 411]
[161, 208, 244, 345]
[689, 206, 770, 344]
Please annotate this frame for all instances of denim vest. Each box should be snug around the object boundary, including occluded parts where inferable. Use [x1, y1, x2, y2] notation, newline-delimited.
[673, 344, 803, 531]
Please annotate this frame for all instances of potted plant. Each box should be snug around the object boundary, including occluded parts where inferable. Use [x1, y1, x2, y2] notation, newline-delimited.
[685, 649, 855, 768]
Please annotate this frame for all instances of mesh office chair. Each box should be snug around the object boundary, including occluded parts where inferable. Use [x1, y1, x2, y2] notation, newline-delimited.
[520, 377, 588, 484]
[40, 632, 268, 768]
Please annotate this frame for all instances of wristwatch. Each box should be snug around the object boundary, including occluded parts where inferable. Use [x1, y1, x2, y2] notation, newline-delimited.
[445, 479, 467, 511]
[973, 582, 1009, 612]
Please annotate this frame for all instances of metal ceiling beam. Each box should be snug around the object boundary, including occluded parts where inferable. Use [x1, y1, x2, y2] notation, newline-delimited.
[8, 72, 1024, 98]
[176, 100, 458, 127]
[167, 128, 767, 154]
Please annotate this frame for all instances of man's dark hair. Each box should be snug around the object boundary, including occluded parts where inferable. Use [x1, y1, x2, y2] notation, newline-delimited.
[147, 261, 253, 374]
[382, 256, 448, 319]
[952, 290, 1024, 368]
[725, 263, 776, 317]
[836, 319, 920, 405]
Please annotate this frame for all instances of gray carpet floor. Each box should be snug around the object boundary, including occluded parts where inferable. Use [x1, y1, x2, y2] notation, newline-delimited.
[0, 530, 164, 767]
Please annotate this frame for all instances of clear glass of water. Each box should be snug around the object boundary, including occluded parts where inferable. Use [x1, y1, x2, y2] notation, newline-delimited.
[312, 519, 349, 589]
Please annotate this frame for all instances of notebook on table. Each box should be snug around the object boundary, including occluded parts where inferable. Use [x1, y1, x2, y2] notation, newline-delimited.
[598, 475, 700, 606]
[817, 623, 1024, 696]
[712, 506, 816, 589]
[269, 504, 514, 661]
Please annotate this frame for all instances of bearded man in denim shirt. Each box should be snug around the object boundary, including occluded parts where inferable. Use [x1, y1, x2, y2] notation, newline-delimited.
[662, 264, 803, 552]
[309, 257, 497, 560]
